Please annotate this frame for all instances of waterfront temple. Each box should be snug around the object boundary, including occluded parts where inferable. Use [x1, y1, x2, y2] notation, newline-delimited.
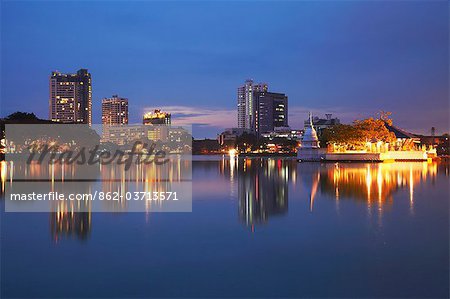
[297, 113, 326, 161]
[297, 113, 430, 162]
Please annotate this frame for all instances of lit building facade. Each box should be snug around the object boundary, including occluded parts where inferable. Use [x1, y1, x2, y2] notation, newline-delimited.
[49, 69, 92, 124]
[237, 80, 268, 130]
[143, 110, 171, 125]
[102, 125, 146, 145]
[101, 124, 190, 147]
[253, 91, 288, 134]
[102, 95, 128, 125]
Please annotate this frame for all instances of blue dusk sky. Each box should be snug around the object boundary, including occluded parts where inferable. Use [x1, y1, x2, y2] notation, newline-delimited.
[1, 1, 448, 138]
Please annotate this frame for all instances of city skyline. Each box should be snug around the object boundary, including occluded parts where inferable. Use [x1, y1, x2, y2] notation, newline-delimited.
[1, 1, 448, 138]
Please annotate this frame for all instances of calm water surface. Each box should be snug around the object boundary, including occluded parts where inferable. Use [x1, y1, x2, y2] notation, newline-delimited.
[1, 157, 449, 298]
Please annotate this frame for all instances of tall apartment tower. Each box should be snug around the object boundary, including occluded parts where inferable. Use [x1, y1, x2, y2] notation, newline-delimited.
[101, 95, 129, 125]
[49, 69, 92, 125]
[253, 91, 288, 134]
[237, 79, 268, 131]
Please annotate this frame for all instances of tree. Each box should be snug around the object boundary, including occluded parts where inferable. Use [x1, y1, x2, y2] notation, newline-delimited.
[236, 132, 257, 151]
[5, 112, 39, 121]
[353, 117, 396, 144]
[320, 113, 397, 151]
[321, 124, 365, 150]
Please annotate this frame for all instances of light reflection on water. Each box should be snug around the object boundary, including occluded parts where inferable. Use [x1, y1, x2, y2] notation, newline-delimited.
[0, 159, 446, 241]
[0, 158, 449, 298]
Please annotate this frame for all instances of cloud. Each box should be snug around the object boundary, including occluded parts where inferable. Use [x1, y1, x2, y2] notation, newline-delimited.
[141, 105, 375, 131]
[142, 106, 236, 128]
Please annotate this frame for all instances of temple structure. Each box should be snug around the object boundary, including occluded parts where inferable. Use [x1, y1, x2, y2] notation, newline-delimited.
[297, 113, 429, 162]
[302, 113, 319, 148]
[297, 113, 326, 161]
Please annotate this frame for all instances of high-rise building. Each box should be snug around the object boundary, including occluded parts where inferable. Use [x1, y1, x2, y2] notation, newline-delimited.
[49, 69, 92, 124]
[253, 91, 288, 134]
[237, 80, 267, 131]
[143, 109, 171, 125]
[101, 95, 128, 125]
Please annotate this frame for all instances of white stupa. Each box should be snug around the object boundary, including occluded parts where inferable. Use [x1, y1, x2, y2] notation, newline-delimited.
[301, 112, 319, 149]
[297, 112, 323, 161]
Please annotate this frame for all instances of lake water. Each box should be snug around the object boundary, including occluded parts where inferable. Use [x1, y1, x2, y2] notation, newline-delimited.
[1, 157, 449, 298]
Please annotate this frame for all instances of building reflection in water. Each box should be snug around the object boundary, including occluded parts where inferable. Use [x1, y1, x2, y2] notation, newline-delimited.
[1, 158, 189, 241]
[320, 162, 437, 202]
[0, 161, 93, 242]
[1, 161, 7, 194]
[99, 158, 189, 215]
[315, 162, 440, 222]
[237, 158, 295, 230]
[50, 209, 91, 242]
[1, 159, 447, 239]
[48, 171, 94, 243]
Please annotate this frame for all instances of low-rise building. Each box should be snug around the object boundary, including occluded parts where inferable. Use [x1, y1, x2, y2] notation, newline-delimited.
[102, 125, 190, 146]
[417, 134, 449, 156]
[384, 123, 421, 150]
[304, 114, 340, 136]
[218, 128, 253, 150]
[260, 126, 302, 141]
[193, 139, 220, 154]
